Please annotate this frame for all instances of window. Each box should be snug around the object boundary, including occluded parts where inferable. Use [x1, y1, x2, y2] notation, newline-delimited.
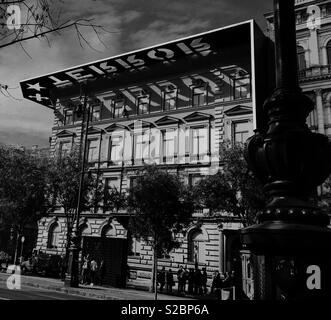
[90, 105, 101, 122]
[130, 177, 138, 189]
[192, 86, 206, 107]
[162, 129, 176, 163]
[105, 177, 120, 192]
[47, 223, 60, 249]
[189, 174, 203, 187]
[191, 126, 208, 159]
[129, 237, 141, 257]
[163, 89, 177, 111]
[233, 121, 250, 144]
[233, 76, 250, 99]
[102, 225, 116, 238]
[109, 135, 124, 164]
[113, 98, 125, 118]
[134, 132, 149, 162]
[137, 95, 150, 115]
[64, 110, 73, 125]
[187, 229, 206, 264]
[327, 41, 331, 65]
[59, 141, 71, 158]
[297, 46, 306, 71]
[87, 139, 99, 162]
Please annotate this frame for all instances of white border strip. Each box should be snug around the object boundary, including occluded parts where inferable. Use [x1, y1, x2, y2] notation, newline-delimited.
[20, 20, 254, 84]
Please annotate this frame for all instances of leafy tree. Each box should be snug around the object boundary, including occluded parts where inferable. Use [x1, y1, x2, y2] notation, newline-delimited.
[195, 142, 265, 227]
[127, 165, 194, 300]
[47, 146, 103, 268]
[0, 145, 52, 262]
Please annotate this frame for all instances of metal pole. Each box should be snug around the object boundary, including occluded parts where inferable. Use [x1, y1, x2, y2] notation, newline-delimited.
[65, 92, 90, 287]
[242, 0, 331, 300]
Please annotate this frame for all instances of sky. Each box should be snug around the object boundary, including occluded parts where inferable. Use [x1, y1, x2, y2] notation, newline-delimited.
[0, 0, 273, 148]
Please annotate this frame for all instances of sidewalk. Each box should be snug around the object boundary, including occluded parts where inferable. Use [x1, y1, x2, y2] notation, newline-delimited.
[0, 273, 196, 300]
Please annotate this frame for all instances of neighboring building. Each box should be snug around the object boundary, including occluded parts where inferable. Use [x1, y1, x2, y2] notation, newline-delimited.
[20, 20, 273, 286]
[265, 0, 331, 201]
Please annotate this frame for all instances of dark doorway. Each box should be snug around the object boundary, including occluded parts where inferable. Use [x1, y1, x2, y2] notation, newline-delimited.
[82, 236, 128, 288]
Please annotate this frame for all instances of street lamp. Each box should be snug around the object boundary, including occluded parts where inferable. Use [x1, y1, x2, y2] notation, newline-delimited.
[241, 0, 331, 299]
[20, 236, 25, 264]
[64, 91, 91, 288]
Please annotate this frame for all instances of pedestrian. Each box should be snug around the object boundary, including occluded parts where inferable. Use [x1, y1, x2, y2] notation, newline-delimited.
[222, 272, 231, 288]
[182, 267, 189, 294]
[157, 266, 166, 292]
[98, 260, 105, 285]
[177, 266, 185, 294]
[201, 267, 208, 294]
[60, 254, 66, 281]
[211, 271, 221, 294]
[188, 268, 194, 295]
[90, 258, 98, 286]
[194, 267, 202, 295]
[81, 254, 90, 285]
[166, 269, 174, 294]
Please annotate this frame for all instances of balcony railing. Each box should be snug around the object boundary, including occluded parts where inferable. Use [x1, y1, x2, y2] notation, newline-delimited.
[298, 65, 331, 81]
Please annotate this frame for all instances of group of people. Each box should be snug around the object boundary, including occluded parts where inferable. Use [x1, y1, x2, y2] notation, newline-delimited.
[80, 254, 104, 286]
[157, 265, 209, 295]
[211, 270, 236, 296]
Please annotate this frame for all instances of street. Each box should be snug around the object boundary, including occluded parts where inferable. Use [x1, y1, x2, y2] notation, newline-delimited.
[0, 281, 94, 300]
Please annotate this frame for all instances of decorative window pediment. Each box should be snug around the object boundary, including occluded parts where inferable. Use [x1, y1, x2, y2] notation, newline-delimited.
[56, 130, 76, 138]
[128, 120, 154, 130]
[184, 112, 213, 123]
[105, 123, 129, 132]
[87, 126, 103, 135]
[224, 105, 252, 117]
[155, 116, 181, 126]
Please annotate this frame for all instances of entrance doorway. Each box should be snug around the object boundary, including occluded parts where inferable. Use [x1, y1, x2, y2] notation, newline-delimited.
[82, 236, 128, 288]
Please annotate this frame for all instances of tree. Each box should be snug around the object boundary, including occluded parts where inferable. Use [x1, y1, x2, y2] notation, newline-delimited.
[195, 142, 265, 227]
[46, 146, 103, 272]
[0, 145, 52, 262]
[0, 0, 112, 96]
[127, 165, 194, 300]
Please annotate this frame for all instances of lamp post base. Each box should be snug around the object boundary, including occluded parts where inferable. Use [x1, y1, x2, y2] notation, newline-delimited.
[241, 221, 331, 300]
[64, 240, 80, 288]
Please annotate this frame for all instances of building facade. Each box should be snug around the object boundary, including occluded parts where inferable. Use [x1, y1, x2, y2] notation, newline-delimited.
[20, 21, 272, 286]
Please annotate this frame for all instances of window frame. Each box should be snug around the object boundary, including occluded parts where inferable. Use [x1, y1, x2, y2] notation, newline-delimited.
[232, 120, 250, 144]
[162, 88, 177, 111]
[64, 109, 74, 125]
[86, 138, 100, 163]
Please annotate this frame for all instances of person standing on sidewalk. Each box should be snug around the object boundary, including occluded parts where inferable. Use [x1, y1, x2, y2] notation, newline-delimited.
[158, 266, 166, 292]
[166, 269, 174, 294]
[188, 268, 194, 295]
[90, 258, 98, 286]
[81, 254, 91, 285]
[177, 266, 184, 294]
[201, 267, 208, 294]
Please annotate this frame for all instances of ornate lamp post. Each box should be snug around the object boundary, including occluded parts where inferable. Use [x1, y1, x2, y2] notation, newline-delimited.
[65, 92, 91, 288]
[242, 0, 331, 299]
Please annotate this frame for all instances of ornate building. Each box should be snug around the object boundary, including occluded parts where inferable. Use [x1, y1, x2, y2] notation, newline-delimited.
[20, 21, 272, 286]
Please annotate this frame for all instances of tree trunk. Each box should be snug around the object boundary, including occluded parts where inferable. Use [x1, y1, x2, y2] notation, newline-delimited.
[154, 247, 158, 300]
[149, 246, 158, 300]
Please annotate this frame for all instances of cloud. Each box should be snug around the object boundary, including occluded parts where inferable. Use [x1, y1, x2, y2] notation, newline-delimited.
[129, 19, 211, 49]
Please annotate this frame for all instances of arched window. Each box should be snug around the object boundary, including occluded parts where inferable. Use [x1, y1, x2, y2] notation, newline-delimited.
[101, 225, 116, 238]
[47, 222, 60, 249]
[129, 237, 141, 257]
[297, 46, 306, 71]
[79, 224, 90, 237]
[327, 40, 331, 65]
[187, 229, 206, 264]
